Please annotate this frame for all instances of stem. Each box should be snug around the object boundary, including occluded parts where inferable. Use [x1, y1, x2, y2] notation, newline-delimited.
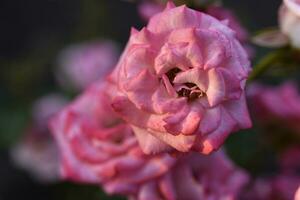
[248, 50, 283, 82]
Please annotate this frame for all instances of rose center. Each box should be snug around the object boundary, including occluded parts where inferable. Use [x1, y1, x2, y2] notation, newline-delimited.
[166, 68, 181, 83]
[165, 68, 205, 101]
[177, 83, 205, 101]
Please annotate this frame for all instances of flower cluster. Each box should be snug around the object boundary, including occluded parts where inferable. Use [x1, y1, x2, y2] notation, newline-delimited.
[15, 1, 300, 200]
[48, 2, 253, 199]
[50, 80, 249, 199]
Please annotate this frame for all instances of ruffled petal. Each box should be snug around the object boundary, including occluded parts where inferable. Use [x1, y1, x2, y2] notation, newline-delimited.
[194, 107, 237, 154]
[159, 174, 177, 200]
[224, 92, 252, 129]
[199, 106, 221, 136]
[132, 125, 173, 154]
[147, 5, 202, 34]
[206, 68, 226, 107]
[173, 67, 208, 92]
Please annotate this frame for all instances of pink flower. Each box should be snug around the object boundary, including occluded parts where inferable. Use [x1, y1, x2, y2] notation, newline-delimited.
[248, 82, 300, 134]
[11, 94, 67, 182]
[110, 2, 252, 155]
[132, 150, 249, 200]
[138, 1, 164, 22]
[279, 0, 300, 49]
[56, 40, 119, 91]
[50, 81, 176, 195]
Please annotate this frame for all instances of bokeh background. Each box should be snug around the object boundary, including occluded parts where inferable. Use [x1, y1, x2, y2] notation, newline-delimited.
[0, 0, 282, 199]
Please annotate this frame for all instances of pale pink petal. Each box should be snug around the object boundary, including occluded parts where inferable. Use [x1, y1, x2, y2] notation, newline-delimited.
[224, 93, 252, 129]
[195, 107, 237, 154]
[199, 106, 221, 136]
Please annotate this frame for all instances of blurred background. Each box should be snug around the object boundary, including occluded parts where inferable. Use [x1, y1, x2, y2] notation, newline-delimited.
[0, 0, 282, 199]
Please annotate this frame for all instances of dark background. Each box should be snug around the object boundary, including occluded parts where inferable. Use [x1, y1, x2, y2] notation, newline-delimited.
[0, 0, 281, 199]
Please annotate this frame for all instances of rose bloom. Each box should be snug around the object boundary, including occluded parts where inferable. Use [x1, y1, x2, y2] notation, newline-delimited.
[248, 82, 300, 135]
[11, 94, 67, 182]
[56, 40, 119, 91]
[50, 81, 176, 195]
[110, 2, 252, 155]
[132, 150, 249, 200]
[279, 0, 300, 49]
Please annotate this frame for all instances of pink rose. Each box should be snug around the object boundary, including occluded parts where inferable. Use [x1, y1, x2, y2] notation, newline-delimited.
[132, 150, 249, 200]
[248, 82, 300, 134]
[11, 94, 67, 182]
[56, 40, 119, 91]
[279, 0, 300, 49]
[50, 81, 175, 195]
[110, 2, 252, 155]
